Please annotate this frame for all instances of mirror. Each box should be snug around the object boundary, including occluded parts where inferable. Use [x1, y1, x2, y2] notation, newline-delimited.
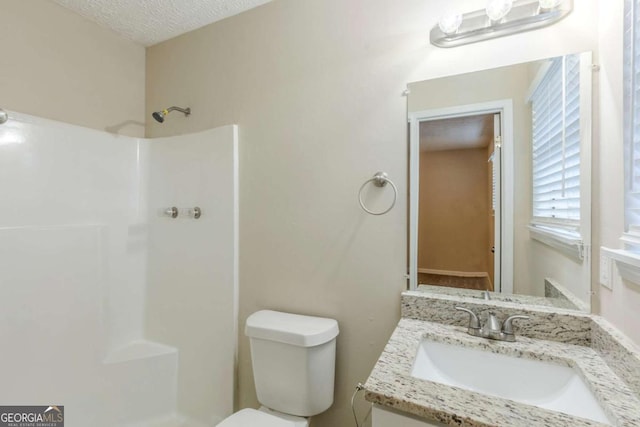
[408, 52, 593, 312]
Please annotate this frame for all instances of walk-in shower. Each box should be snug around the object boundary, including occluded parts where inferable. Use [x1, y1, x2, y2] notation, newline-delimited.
[152, 106, 191, 123]
[1, 110, 237, 425]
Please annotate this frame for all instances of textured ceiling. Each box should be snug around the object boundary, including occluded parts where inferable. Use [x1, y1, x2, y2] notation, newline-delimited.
[420, 114, 494, 152]
[52, 0, 273, 46]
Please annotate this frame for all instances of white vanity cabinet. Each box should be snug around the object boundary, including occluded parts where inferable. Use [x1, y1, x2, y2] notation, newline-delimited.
[372, 405, 446, 427]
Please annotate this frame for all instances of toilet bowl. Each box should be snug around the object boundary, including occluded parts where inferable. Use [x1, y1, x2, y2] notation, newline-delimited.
[216, 310, 339, 426]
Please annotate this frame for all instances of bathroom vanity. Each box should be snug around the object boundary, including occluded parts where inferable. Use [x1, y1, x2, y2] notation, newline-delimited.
[364, 292, 640, 426]
[383, 43, 640, 427]
[372, 406, 442, 427]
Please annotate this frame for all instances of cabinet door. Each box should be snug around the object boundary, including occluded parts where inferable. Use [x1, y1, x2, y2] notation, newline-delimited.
[372, 405, 446, 427]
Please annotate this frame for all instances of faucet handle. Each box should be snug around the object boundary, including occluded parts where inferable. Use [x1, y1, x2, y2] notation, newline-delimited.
[502, 314, 530, 335]
[485, 312, 502, 333]
[455, 306, 480, 330]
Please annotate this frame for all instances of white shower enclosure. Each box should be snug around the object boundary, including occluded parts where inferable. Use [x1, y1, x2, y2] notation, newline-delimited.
[0, 112, 238, 426]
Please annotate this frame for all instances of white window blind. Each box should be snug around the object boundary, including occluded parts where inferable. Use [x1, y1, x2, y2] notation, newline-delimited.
[624, 0, 640, 233]
[530, 54, 581, 228]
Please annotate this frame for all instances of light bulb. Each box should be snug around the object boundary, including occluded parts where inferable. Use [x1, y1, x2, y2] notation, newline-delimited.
[486, 0, 513, 21]
[438, 12, 463, 35]
[538, 0, 563, 9]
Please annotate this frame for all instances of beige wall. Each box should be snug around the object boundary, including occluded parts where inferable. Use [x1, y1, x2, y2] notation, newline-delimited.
[145, 1, 599, 425]
[418, 148, 491, 275]
[596, 1, 640, 343]
[0, 1, 145, 137]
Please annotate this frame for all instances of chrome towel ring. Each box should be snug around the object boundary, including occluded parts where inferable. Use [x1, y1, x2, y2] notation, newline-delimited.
[358, 172, 397, 216]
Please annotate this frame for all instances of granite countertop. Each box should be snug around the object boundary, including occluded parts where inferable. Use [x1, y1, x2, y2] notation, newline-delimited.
[364, 318, 640, 427]
[415, 284, 586, 311]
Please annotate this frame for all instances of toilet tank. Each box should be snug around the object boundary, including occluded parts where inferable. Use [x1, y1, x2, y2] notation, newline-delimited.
[245, 310, 339, 417]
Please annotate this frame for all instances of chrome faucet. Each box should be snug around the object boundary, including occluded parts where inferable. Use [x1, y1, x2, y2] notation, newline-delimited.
[455, 306, 529, 342]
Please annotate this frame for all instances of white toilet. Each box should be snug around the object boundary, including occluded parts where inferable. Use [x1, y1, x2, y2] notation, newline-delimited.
[217, 310, 339, 427]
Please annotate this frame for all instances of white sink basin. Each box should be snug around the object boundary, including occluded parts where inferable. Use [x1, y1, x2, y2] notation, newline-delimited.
[411, 339, 612, 425]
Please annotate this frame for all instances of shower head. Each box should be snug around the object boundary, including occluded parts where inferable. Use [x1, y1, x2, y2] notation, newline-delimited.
[152, 106, 191, 123]
[152, 111, 165, 123]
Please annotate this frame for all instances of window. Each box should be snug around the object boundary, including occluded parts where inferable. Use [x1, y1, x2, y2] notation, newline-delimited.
[530, 54, 582, 233]
[604, 0, 640, 280]
[624, 0, 640, 238]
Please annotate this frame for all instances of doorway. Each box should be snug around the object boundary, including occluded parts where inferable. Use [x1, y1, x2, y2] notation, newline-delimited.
[417, 114, 498, 291]
[409, 100, 514, 294]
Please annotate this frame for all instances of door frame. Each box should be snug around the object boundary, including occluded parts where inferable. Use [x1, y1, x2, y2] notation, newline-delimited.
[408, 99, 514, 294]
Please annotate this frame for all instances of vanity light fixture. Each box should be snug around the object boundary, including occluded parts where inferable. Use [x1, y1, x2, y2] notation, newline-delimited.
[438, 11, 463, 35]
[486, 0, 513, 22]
[431, 0, 573, 48]
[538, 0, 563, 9]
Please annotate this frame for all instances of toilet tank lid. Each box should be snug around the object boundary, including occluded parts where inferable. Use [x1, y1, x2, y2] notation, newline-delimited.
[245, 310, 339, 347]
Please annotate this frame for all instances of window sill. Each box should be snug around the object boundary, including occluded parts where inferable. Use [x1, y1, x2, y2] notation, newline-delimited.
[528, 224, 585, 262]
[601, 247, 640, 286]
[620, 232, 640, 250]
